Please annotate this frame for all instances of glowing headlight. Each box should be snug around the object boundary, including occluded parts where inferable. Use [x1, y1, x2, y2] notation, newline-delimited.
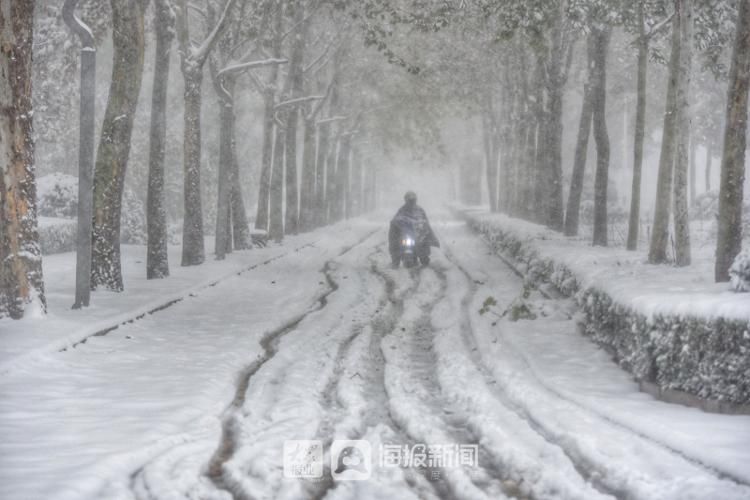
[402, 238, 415, 247]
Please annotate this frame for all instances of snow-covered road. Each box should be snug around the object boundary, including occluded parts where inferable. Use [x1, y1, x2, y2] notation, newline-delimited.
[2, 217, 749, 500]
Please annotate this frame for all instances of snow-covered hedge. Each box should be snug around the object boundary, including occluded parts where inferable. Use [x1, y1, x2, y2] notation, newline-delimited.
[38, 173, 78, 218]
[461, 210, 750, 407]
[38, 217, 77, 254]
[36, 174, 147, 246]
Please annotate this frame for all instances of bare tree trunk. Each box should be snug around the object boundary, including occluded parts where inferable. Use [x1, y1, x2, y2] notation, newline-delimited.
[146, 0, 174, 279]
[326, 138, 339, 223]
[341, 135, 352, 220]
[649, 15, 681, 263]
[255, 94, 274, 231]
[0, 0, 46, 319]
[91, 0, 146, 290]
[269, 119, 286, 242]
[180, 69, 206, 265]
[672, 0, 693, 266]
[591, 25, 611, 247]
[716, 0, 750, 282]
[498, 79, 513, 212]
[214, 78, 235, 260]
[545, 9, 567, 231]
[63, 0, 96, 305]
[530, 52, 545, 222]
[229, 155, 250, 249]
[284, 110, 299, 235]
[174, 0, 237, 264]
[330, 135, 350, 223]
[363, 159, 375, 213]
[254, 3, 283, 233]
[705, 140, 712, 192]
[350, 143, 363, 216]
[283, 4, 306, 236]
[689, 136, 696, 203]
[314, 122, 330, 227]
[482, 102, 498, 212]
[564, 81, 593, 237]
[299, 116, 316, 231]
[627, 2, 648, 250]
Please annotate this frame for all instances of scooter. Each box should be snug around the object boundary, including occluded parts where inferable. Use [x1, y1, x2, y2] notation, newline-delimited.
[400, 230, 419, 268]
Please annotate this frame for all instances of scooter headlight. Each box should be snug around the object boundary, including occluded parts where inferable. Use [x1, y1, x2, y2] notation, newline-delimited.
[402, 238, 415, 247]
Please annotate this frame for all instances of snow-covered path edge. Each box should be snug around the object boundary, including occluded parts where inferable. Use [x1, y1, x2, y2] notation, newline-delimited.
[0, 223, 382, 500]
[0, 221, 374, 376]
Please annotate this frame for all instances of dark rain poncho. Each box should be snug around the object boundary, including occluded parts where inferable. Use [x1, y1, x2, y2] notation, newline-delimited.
[388, 204, 439, 257]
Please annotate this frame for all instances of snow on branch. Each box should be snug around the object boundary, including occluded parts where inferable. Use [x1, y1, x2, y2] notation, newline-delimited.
[62, 0, 95, 49]
[316, 115, 347, 125]
[275, 95, 326, 110]
[218, 58, 288, 78]
[192, 0, 239, 63]
[645, 12, 675, 39]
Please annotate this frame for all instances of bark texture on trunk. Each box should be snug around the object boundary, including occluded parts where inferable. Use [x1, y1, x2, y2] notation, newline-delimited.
[314, 122, 330, 227]
[673, 0, 692, 266]
[299, 116, 317, 232]
[146, 0, 174, 279]
[716, 0, 750, 282]
[254, 3, 283, 233]
[591, 25, 611, 247]
[563, 81, 593, 237]
[0, 0, 46, 319]
[268, 121, 286, 242]
[180, 69, 206, 265]
[283, 4, 306, 236]
[63, 0, 96, 306]
[214, 80, 235, 260]
[649, 15, 681, 264]
[482, 103, 498, 213]
[255, 94, 274, 231]
[704, 140, 711, 192]
[545, 8, 567, 231]
[230, 156, 250, 249]
[627, 2, 648, 251]
[91, 0, 146, 290]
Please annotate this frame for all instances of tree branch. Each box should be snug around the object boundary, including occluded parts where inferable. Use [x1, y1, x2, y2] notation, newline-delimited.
[218, 58, 288, 78]
[275, 94, 326, 110]
[193, 0, 239, 64]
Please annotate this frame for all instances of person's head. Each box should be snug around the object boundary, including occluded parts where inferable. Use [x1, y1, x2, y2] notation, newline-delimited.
[404, 191, 417, 207]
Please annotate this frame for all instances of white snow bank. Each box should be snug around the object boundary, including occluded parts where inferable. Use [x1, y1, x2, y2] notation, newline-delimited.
[438, 220, 750, 499]
[459, 208, 750, 322]
[0, 219, 381, 500]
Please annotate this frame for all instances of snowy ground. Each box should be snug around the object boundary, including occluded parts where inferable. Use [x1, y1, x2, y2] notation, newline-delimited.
[1, 215, 749, 500]
[460, 209, 750, 322]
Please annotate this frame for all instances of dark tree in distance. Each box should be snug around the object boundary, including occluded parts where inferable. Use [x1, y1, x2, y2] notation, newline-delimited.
[146, 0, 175, 279]
[62, 0, 96, 305]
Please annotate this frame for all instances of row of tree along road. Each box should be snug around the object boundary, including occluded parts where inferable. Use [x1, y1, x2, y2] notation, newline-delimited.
[1, 0, 749, 319]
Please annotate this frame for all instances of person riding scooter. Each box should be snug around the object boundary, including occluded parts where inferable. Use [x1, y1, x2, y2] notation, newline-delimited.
[389, 191, 439, 268]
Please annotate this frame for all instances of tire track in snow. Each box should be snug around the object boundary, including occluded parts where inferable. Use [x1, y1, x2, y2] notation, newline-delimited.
[305, 247, 444, 500]
[438, 247, 621, 499]
[127, 230, 379, 500]
[375, 258, 522, 500]
[205, 230, 380, 500]
[442, 228, 750, 498]
[63, 241, 320, 353]
[458, 226, 750, 488]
